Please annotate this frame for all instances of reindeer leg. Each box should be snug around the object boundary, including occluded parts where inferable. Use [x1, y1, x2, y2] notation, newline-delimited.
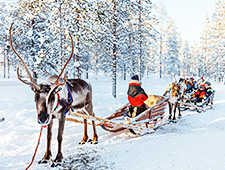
[168, 102, 172, 120]
[79, 118, 89, 145]
[173, 103, 178, 120]
[84, 105, 98, 145]
[51, 113, 66, 167]
[90, 120, 98, 144]
[178, 103, 181, 118]
[38, 119, 53, 164]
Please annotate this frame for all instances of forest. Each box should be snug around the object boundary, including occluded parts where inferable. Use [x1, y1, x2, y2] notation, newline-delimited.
[0, 0, 224, 98]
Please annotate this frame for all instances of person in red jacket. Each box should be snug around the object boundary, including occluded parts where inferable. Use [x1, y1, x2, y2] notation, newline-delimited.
[192, 85, 206, 103]
[127, 75, 148, 118]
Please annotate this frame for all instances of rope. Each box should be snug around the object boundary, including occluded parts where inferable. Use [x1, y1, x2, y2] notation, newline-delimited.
[25, 126, 45, 170]
[66, 117, 101, 126]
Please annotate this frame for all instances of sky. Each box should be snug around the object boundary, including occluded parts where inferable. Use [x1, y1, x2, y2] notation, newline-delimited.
[153, 0, 216, 44]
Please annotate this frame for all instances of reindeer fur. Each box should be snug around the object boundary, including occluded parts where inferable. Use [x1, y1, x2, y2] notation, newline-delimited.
[34, 76, 98, 166]
[164, 82, 182, 121]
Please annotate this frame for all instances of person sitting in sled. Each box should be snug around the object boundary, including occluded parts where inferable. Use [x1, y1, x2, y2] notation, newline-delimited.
[190, 77, 197, 90]
[192, 85, 206, 103]
[185, 79, 194, 93]
[127, 75, 148, 118]
[204, 81, 214, 97]
[196, 77, 205, 89]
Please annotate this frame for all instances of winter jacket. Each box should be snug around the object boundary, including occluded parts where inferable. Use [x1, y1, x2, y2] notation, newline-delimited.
[192, 90, 206, 99]
[127, 80, 148, 107]
[206, 87, 213, 97]
[185, 81, 194, 93]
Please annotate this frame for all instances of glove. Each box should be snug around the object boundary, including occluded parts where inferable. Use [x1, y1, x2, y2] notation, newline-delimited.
[203, 95, 206, 100]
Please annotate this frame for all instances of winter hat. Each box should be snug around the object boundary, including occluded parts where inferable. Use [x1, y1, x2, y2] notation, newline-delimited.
[205, 81, 211, 86]
[179, 78, 184, 83]
[131, 75, 139, 81]
[200, 85, 205, 90]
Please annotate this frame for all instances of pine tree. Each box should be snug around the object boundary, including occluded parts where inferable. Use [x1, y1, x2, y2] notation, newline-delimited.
[181, 40, 191, 76]
[11, 0, 55, 79]
[154, 2, 168, 78]
[207, 0, 225, 81]
[199, 16, 211, 78]
[164, 19, 180, 76]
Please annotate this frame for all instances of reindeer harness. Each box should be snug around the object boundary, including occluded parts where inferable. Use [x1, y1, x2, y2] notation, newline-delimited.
[54, 83, 74, 114]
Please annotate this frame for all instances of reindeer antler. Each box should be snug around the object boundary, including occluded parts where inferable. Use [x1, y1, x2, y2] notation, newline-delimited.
[9, 22, 40, 90]
[54, 33, 74, 86]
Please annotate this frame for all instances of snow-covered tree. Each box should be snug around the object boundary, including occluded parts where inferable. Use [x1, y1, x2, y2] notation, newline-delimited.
[164, 19, 180, 76]
[199, 16, 211, 78]
[207, 0, 225, 81]
[181, 40, 191, 76]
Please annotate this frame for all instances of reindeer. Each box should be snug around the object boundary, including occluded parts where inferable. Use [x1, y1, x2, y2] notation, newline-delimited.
[9, 23, 98, 167]
[164, 82, 182, 121]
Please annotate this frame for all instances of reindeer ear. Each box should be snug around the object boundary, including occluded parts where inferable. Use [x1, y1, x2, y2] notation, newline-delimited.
[31, 86, 39, 93]
[49, 85, 62, 95]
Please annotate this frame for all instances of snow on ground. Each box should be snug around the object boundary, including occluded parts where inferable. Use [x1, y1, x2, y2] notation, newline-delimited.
[0, 73, 225, 170]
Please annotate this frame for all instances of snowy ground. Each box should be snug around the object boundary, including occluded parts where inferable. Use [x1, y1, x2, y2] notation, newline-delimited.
[0, 73, 225, 170]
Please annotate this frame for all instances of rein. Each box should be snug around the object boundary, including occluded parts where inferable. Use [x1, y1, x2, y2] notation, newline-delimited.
[54, 84, 73, 115]
[25, 125, 46, 170]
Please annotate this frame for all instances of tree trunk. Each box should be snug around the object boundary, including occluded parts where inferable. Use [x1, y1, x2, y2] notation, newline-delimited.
[3, 51, 6, 78]
[138, 0, 142, 80]
[112, 0, 117, 98]
[159, 37, 162, 79]
[75, 1, 81, 79]
[123, 64, 126, 80]
[7, 49, 10, 78]
[59, 0, 63, 69]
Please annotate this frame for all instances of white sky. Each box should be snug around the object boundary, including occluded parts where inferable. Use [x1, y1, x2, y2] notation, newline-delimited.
[153, 0, 216, 43]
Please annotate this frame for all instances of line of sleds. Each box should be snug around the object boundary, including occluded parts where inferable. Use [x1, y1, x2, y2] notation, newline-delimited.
[178, 77, 215, 113]
[66, 78, 215, 136]
[180, 91, 215, 113]
[67, 94, 215, 137]
[67, 92, 214, 136]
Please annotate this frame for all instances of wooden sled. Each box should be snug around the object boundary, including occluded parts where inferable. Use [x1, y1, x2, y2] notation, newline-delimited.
[100, 95, 168, 135]
[179, 91, 215, 113]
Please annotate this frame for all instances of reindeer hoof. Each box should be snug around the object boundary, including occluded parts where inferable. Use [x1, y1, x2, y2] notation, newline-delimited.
[79, 141, 86, 145]
[88, 139, 98, 144]
[79, 137, 89, 145]
[51, 162, 62, 167]
[38, 159, 51, 164]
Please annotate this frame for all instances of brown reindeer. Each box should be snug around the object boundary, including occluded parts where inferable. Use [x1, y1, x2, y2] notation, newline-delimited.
[9, 23, 98, 167]
[164, 82, 182, 121]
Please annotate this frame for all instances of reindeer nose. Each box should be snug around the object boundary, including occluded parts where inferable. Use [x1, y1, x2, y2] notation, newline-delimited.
[38, 111, 49, 124]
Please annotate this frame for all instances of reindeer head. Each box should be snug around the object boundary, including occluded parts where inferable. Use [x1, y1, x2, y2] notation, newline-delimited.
[171, 82, 181, 98]
[10, 23, 74, 125]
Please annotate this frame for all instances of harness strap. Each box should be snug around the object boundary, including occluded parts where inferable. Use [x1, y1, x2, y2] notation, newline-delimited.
[54, 84, 74, 114]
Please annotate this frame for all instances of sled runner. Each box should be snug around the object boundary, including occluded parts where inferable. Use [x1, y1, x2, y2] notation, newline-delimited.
[179, 91, 215, 113]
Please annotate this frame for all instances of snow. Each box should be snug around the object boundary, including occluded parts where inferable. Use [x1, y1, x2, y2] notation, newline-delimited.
[0, 73, 225, 170]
